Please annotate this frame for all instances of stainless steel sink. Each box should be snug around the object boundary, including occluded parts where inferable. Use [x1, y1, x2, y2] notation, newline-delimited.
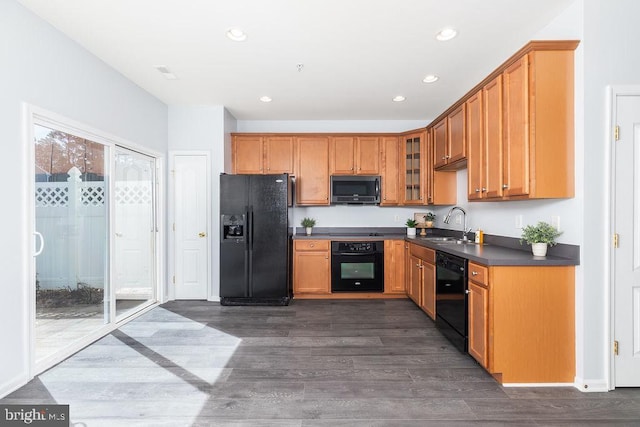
[421, 236, 458, 242]
[421, 236, 477, 245]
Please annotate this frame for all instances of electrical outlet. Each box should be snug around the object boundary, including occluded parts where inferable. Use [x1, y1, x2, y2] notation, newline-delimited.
[515, 215, 523, 229]
[394, 215, 400, 222]
[551, 215, 560, 231]
[455, 214, 462, 225]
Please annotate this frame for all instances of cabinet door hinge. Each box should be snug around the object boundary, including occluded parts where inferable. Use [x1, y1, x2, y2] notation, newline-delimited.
[613, 233, 619, 248]
[614, 125, 620, 141]
[172, 275, 176, 284]
[614, 340, 619, 356]
[172, 223, 176, 232]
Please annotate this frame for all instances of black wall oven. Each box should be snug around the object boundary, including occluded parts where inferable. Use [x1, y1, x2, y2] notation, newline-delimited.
[435, 251, 468, 352]
[331, 241, 384, 292]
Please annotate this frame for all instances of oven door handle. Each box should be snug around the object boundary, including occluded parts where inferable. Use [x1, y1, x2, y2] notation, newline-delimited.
[334, 252, 375, 256]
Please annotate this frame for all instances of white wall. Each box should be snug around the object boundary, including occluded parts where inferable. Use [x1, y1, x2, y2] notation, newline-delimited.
[168, 106, 235, 300]
[581, 0, 640, 388]
[0, 1, 167, 397]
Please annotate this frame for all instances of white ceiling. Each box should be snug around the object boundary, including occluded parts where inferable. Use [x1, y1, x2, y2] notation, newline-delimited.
[18, 0, 575, 121]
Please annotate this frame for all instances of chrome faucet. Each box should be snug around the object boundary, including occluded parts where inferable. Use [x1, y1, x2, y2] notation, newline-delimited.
[444, 206, 471, 241]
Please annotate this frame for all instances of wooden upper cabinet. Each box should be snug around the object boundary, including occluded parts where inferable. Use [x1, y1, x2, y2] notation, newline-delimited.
[380, 136, 400, 205]
[432, 119, 448, 169]
[296, 136, 330, 205]
[433, 105, 467, 171]
[330, 136, 380, 175]
[233, 135, 293, 174]
[483, 75, 505, 199]
[355, 136, 380, 174]
[233, 135, 264, 174]
[330, 136, 355, 174]
[503, 56, 530, 197]
[467, 41, 577, 201]
[447, 104, 466, 166]
[264, 136, 294, 174]
[466, 90, 485, 200]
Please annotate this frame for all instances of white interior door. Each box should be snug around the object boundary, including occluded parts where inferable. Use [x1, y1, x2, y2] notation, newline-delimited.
[613, 93, 640, 386]
[173, 154, 209, 300]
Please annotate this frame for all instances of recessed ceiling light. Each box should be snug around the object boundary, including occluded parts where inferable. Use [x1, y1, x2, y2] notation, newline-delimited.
[226, 28, 247, 42]
[436, 27, 458, 41]
[259, 96, 272, 103]
[154, 65, 177, 80]
[423, 74, 439, 83]
[392, 95, 406, 102]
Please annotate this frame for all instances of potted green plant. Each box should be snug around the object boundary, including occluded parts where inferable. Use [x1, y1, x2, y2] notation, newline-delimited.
[520, 221, 562, 256]
[301, 217, 316, 235]
[425, 212, 436, 228]
[406, 218, 417, 236]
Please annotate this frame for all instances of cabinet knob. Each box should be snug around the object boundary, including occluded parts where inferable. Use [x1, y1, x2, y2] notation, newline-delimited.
[445, 155, 450, 159]
[502, 184, 509, 189]
[472, 271, 478, 276]
[441, 156, 446, 160]
[310, 243, 315, 248]
[475, 188, 480, 193]
[482, 187, 487, 192]
[465, 290, 470, 294]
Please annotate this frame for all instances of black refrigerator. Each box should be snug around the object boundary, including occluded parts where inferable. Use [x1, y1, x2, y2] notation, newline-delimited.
[219, 173, 292, 305]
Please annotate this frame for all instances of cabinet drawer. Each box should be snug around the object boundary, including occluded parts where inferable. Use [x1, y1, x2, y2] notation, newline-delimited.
[294, 240, 330, 251]
[468, 262, 488, 286]
[410, 244, 435, 264]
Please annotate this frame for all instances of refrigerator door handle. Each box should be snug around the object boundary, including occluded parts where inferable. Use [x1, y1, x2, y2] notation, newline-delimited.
[248, 207, 254, 250]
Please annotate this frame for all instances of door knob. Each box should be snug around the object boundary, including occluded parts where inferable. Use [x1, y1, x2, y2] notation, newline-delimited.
[198, 232, 206, 238]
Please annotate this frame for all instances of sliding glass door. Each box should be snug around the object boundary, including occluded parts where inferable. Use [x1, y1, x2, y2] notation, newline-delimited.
[31, 111, 160, 373]
[113, 148, 157, 319]
[33, 124, 110, 365]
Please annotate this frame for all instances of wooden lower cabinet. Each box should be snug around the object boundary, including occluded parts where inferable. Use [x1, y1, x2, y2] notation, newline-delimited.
[420, 260, 435, 319]
[293, 240, 330, 295]
[384, 240, 406, 294]
[467, 262, 575, 384]
[408, 254, 422, 306]
[468, 264, 489, 368]
[407, 243, 436, 319]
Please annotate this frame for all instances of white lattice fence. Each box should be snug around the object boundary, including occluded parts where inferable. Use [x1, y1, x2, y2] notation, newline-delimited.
[35, 167, 153, 292]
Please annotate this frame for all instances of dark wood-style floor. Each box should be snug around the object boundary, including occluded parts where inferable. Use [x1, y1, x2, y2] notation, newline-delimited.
[4, 299, 640, 426]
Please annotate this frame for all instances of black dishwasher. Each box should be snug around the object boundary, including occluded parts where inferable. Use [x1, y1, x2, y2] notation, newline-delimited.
[435, 251, 468, 352]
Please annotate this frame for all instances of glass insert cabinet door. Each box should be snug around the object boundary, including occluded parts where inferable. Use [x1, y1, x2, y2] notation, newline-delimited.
[404, 133, 423, 203]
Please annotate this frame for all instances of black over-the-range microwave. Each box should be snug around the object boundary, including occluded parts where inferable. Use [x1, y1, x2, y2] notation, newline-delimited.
[330, 175, 381, 205]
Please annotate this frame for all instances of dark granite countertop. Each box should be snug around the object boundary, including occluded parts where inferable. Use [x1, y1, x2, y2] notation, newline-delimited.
[291, 227, 580, 267]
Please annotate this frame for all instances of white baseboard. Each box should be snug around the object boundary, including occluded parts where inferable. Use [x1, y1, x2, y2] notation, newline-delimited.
[502, 382, 575, 388]
[0, 373, 31, 400]
[573, 376, 609, 392]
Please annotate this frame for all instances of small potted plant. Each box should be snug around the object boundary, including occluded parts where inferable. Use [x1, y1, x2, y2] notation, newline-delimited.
[406, 218, 417, 236]
[520, 221, 562, 256]
[425, 212, 436, 228]
[301, 217, 316, 236]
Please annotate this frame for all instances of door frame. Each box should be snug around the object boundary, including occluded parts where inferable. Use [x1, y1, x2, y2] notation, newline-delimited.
[607, 85, 640, 389]
[168, 151, 212, 301]
[24, 103, 165, 378]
